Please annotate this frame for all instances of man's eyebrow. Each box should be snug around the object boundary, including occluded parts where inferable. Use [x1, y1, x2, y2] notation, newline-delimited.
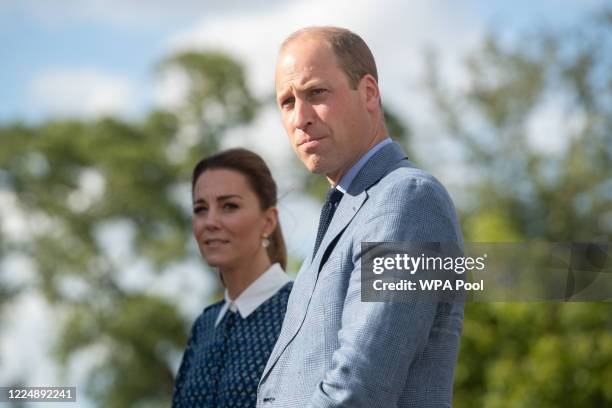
[276, 87, 292, 101]
[301, 79, 326, 89]
[277, 80, 327, 101]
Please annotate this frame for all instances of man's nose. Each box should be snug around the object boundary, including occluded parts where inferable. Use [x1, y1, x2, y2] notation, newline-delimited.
[292, 99, 314, 130]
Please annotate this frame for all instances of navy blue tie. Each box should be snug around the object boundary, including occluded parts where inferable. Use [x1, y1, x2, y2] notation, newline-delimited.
[313, 188, 344, 258]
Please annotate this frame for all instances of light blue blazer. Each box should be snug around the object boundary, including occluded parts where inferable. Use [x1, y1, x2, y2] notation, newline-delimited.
[257, 142, 464, 407]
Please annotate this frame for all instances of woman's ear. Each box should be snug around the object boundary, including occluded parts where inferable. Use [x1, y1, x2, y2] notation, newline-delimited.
[263, 207, 279, 237]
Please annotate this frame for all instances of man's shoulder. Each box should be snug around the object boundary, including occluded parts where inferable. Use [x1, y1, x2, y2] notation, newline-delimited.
[359, 159, 462, 243]
[373, 159, 449, 199]
[384, 159, 435, 181]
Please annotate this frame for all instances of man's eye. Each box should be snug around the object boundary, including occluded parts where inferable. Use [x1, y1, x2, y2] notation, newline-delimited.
[281, 97, 295, 108]
[223, 203, 239, 210]
[311, 88, 327, 96]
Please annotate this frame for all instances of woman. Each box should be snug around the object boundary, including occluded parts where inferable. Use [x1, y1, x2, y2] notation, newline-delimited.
[172, 148, 292, 407]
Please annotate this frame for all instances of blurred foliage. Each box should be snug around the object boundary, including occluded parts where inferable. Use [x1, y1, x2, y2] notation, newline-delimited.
[0, 50, 257, 407]
[425, 7, 612, 407]
[426, 10, 612, 242]
[0, 6, 611, 408]
[158, 51, 258, 153]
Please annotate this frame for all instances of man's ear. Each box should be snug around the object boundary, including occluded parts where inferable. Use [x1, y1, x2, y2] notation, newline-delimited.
[360, 74, 380, 112]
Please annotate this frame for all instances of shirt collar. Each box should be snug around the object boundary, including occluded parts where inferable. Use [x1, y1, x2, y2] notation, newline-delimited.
[336, 138, 392, 193]
[215, 263, 290, 326]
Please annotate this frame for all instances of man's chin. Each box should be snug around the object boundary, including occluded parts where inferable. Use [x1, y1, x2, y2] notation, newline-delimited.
[302, 156, 327, 174]
[308, 166, 327, 175]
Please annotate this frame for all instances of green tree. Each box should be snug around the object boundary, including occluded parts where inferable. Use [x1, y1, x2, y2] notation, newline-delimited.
[158, 51, 258, 154]
[0, 50, 258, 407]
[425, 8, 612, 407]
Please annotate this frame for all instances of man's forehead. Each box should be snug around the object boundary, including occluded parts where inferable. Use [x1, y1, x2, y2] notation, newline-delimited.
[275, 40, 340, 89]
[275, 66, 341, 96]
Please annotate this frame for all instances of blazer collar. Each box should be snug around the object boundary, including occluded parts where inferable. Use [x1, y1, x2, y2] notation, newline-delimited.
[312, 142, 408, 269]
[347, 141, 408, 195]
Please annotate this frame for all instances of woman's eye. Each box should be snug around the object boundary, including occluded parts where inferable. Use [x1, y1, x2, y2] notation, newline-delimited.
[193, 206, 207, 214]
[223, 203, 239, 210]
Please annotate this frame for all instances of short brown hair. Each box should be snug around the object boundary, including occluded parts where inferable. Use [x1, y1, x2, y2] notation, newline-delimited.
[192, 148, 287, 270]
[281, 26, 378, 89]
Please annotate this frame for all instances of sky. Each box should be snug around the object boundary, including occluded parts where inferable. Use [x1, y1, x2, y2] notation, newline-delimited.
[1, 0, 604, 123]
[0, 0, 607, 406]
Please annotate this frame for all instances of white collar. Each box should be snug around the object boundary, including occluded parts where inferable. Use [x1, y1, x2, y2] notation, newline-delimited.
[215, 263, 290, 326]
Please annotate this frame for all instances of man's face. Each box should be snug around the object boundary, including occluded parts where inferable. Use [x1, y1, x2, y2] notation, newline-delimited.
[275, 37, 371, 182]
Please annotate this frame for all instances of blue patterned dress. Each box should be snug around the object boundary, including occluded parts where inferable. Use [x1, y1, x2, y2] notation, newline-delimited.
[172, 282, 292, 407]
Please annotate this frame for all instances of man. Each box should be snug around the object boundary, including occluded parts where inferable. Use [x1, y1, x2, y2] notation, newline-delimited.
[257, 26, 464, 407]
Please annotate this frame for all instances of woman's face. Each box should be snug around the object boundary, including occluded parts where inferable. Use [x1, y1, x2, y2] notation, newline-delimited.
[192, 169, 276, 271]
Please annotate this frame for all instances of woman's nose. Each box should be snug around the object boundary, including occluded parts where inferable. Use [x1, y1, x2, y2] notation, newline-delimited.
[204, 208, 221, 230]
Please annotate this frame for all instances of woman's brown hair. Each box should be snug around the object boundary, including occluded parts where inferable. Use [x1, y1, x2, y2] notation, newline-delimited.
[192, 148, 287, 270]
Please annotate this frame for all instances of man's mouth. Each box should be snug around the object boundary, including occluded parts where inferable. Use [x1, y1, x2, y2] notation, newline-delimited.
[298, 137, 326, 151]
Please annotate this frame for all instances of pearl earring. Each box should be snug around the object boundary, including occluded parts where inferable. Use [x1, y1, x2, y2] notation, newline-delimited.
[262, 236, 270, 248]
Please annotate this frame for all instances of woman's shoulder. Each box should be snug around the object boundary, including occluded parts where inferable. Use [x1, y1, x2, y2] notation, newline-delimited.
[191, 300, 224, 329]
[279, 280, 293, 295]
[261, 281, 293, 311]
[202, 299, 224, 315]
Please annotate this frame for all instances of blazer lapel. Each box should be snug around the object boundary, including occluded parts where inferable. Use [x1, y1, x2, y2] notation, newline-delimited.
[312, 142, 407, 272]
[314, 191, 367, 272]
[260, 142, 408, 382]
